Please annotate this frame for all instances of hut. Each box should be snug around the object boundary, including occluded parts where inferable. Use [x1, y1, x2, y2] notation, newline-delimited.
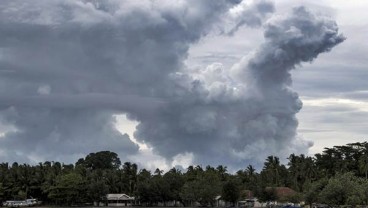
[106, 194, 135, 206]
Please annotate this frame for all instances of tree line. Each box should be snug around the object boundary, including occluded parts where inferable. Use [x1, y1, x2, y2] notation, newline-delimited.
[1, 142, 368, 206]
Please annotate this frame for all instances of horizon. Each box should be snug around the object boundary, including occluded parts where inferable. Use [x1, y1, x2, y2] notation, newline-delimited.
[1, 141, 365, 174]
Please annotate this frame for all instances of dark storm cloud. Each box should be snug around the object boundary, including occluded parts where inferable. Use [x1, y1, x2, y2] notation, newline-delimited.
[0, 108, 137, 163]
[0, 0, 273, 164]
[0, 94, 164, 117]
[0, 0, 344, 168]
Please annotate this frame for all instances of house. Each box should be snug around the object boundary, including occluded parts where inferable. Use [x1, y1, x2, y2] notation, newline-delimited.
[106, 194, 135, 207]
[263, 187, 302, 206]
[265, 187, 296, 201]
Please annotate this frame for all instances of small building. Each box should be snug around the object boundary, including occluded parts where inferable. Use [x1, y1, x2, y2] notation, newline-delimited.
[106, 194, 135, 207]
[265, 187, 296, 201]
[238, 198, 264, 208]
[216, 195, 226, 207]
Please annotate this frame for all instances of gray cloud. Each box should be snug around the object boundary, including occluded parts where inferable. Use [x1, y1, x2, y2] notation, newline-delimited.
[338, 91, 368, 101]
[0, 0, 273, 165]
[0, 0, 344, 169]
[135, 6, 344, 168]
[299, 104, 368, 145]
[292, 65, 368, 98]
[221, 0, 275, 35]
[0, 108, 137, 163]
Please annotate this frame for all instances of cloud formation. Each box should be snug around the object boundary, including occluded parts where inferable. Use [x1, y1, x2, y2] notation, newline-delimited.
[134, 6, 345, 168]
[0, 0, 344, 169]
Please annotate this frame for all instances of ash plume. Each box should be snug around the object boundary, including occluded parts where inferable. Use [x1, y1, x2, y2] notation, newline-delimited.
[0, 0, 344, 169]
[134, 6, 345, 168]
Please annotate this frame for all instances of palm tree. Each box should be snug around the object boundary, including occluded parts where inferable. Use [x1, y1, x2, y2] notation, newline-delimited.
[246, 165, 256, 176]
[154, 168, 163, 176]
[303, 156, 316, 184]
[264, 156, 280, 186]
[288, 154, 301, 191]
[216, 165, 228, 181]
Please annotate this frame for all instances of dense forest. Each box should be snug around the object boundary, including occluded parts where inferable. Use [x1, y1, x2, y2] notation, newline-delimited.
[1, 142, 368, 207]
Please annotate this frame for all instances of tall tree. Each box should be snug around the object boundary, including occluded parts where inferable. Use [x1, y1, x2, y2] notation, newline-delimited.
[222, 179, 240, 206]
[48, 172, 86, 205]
[76, 151, 121, 170]
[319, 172, 364, 206]
[359, 154, 368, 179]
[262, 156, 282, 186]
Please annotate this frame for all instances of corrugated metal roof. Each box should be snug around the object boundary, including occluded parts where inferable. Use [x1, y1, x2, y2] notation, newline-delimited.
[106, 194, 135, 200]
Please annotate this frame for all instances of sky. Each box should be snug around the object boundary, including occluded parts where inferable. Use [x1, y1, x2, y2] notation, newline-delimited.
[0, 0, 367, 172]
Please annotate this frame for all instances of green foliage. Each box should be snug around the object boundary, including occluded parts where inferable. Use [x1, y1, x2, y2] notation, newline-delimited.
[76, 151, 121, 170]
[222, 179, 241, 205]
[261, 156, 289, 188]
[319, 172, 365, 206]
[122, 162, 138, 195]
[180, 180, 199, 205]
[86, 178, 109, 202]
[288, 154, 316, 192]
[303, 178, 328, 206]
[198, 170, 222, 206]
[48, 172, 86, 205]
[284, 192, 303, 204]
[180, 166, 221, 207]
[0, 182, 4, 201]
[1, 143, 368, 206]
[163, 168, 185, 203]
[17, 190, 26, 199]
[257, 187, 277, 203]
[359, 154, 368, 179]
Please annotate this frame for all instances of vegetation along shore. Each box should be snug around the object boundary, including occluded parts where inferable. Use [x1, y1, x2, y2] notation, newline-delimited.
[1, 142, 368, 207]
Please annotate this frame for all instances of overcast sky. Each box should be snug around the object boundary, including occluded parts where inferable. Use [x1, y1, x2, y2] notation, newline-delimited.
[188, 0, 368, 155]
[0, 0, 366, 172]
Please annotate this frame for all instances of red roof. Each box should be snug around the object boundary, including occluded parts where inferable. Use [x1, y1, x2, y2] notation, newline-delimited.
[265, 187, 296, 198]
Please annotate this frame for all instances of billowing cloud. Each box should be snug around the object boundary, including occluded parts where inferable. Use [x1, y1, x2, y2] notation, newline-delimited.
[134, 6, 345, 168]
[0, 0, 344, 169]
[223, 0, 275, 35]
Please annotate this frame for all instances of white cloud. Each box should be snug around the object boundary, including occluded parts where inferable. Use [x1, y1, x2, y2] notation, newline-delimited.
[302, 97, 368, 112]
